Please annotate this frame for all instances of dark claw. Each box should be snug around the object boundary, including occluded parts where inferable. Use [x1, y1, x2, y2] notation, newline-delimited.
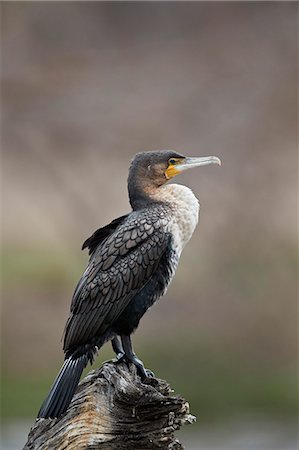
[145, 369, 155, 378]
[119, 335, 154, 381]
[105, 352, 125, 364]
[115, 351, 125, 361]
[114, 354, 154, 380]
[112, 353, 126, 364]
[129, 355, 154, 380]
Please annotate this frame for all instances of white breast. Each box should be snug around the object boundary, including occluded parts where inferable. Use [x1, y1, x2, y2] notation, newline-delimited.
[157, 184, 200, 254]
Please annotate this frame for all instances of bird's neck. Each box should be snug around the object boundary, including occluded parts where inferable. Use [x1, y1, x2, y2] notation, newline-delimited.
[128, 178, 164, 210]
[153, 184, 199, 213]
[128, 181, 199, 215]
[129, 182, 199, 249]
[157, 184, 200, 251]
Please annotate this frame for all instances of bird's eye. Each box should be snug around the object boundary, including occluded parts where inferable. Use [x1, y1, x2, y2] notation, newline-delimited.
[169, 158, 177, 165]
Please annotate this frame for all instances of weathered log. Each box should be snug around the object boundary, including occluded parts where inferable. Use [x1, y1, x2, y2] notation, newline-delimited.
[24, 361, 196, 449]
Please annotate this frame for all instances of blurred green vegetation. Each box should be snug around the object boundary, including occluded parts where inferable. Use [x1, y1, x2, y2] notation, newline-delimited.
[1, 343, 297, 420]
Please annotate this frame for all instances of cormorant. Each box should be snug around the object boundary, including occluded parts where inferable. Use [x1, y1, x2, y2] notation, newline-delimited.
[37, 150, 221, 419]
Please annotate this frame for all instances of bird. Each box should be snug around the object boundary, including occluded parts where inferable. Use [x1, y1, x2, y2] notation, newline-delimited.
[37, 150, 221, 419]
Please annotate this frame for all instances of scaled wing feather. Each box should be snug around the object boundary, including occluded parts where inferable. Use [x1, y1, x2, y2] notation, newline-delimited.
[63, 209, 171, 353]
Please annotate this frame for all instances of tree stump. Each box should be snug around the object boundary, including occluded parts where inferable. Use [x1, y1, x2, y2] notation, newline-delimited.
[24, 361, 196, 449]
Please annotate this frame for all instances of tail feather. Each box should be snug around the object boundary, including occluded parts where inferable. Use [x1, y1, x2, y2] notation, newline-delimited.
[37, 355, 88, 419]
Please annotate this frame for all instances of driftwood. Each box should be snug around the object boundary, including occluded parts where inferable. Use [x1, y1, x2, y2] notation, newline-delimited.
[24, 361, 196, 449]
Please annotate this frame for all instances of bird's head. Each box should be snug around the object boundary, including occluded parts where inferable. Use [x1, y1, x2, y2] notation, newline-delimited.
[128, 150, 221, 209]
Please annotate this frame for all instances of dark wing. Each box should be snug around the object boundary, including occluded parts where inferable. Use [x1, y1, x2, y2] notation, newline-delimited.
[82, 214, 129, 255]
[63, 209, 171, 354]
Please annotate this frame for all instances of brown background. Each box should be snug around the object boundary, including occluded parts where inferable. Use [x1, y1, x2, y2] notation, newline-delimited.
[2, 2, 298, 448]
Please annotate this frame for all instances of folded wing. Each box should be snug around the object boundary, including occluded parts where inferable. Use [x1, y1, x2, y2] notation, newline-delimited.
[63, 209, 171, 354]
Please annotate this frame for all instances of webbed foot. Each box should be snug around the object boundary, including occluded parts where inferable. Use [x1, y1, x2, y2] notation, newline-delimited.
[120, 334, 155, 380]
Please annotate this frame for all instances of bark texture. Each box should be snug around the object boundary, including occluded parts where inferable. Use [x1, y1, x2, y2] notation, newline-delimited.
[24, 361, 196, 450]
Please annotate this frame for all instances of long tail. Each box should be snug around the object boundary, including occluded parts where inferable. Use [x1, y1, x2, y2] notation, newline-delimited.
[37, 355, 88, 419]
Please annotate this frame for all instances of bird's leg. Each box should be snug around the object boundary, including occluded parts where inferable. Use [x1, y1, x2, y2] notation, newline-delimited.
[111, 336, 124, 360]
[120, 335, 154, 379]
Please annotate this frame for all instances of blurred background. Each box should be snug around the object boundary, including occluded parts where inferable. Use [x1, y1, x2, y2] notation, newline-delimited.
[1, 2, 298, 449]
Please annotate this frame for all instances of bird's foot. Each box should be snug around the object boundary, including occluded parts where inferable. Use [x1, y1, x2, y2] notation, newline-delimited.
[110, 351, 125, 363]
[113, 353, 126, 364]
[116, 353, 154, 380]
[144, 368, 155, 378]
[133, 360, 155, 380]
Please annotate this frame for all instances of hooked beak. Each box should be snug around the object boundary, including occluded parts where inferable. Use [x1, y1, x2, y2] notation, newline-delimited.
[165, 155, 221, 179]
[177, 156, 221, 172]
